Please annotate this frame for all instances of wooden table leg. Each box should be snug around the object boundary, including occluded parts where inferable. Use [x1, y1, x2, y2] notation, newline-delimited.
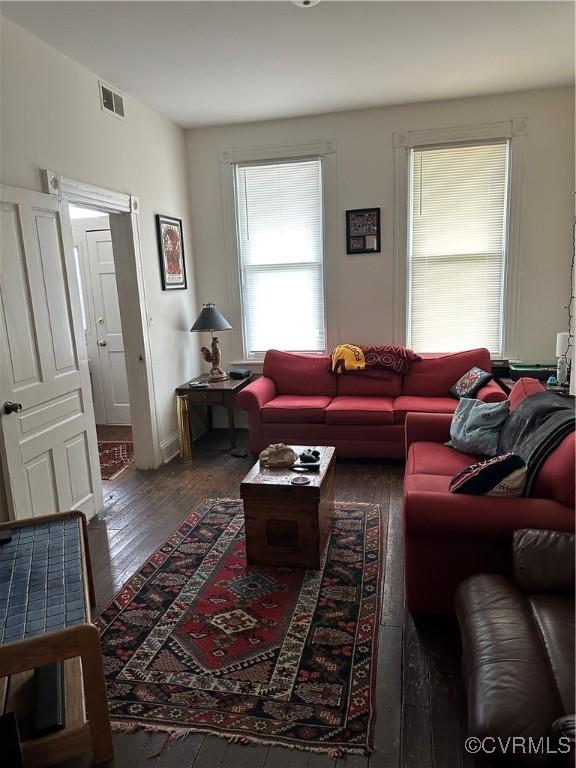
[77, 625, 113, 764]
[226, 396, 236, 449]
[176, 394, 192, 463]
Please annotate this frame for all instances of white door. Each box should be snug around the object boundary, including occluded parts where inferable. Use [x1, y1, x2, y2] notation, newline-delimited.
[86, 230, 130, 425]
[0, 185, 103, 520]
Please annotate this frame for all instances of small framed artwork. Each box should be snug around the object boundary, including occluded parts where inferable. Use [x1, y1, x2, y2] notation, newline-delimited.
[346, 208, 381, 254]
[156, 214, 187, 290]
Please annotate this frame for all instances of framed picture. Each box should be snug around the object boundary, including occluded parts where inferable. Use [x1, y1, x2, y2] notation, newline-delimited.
[156, 214, 187, 290]
[346, 208, 381, 254]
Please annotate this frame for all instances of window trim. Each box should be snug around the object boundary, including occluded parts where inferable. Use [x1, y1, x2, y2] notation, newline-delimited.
[220, 141, 338, 363]
[393, 120, 526, 359]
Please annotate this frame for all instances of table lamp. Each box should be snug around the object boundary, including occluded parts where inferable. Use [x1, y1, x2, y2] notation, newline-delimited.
[556, 331, 571, 386]
[190, 303, 232, 380]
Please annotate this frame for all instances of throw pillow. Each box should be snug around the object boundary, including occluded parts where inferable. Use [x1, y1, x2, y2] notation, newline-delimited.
[448, 398, 510, 456]
[450, 453, 527, 496]
[449, 367, 492, 398]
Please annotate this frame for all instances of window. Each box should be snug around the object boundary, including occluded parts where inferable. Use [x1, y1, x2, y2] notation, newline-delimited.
[234, 158, 325, 359]
[407, 141, 510, 356]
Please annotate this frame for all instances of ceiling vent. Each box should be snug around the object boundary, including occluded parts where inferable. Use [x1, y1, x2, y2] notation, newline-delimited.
[99, 81, 125, 119]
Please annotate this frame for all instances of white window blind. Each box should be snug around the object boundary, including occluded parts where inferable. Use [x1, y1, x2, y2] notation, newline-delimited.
[408, 141, 510, 356]
[235, 158, 325, 358]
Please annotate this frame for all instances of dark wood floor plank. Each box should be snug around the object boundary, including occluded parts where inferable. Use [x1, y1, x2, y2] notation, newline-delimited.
[157, 732, 206, 767]
[137, 732, 170, 765]
[106, 730, 154, 767]
[380, 501, 404, 628]
[420, 619, 466, 768]
[264, 745, 298, 768]
[220, 742, 270, 768]
[306, 750, 336, 768]
[341, 751, 370, 767]
[96, 424, 134, 442]
[402, 611, 430, 708]
[285, 746, 315, 768]
[371, 625, 402, 768]
[191, 734, 229, 768]
[401, 706, 432, 768]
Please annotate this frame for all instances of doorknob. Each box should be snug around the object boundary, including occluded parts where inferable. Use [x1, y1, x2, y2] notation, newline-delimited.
[98, 339, 107, 347]
[3, 401, 23, 414]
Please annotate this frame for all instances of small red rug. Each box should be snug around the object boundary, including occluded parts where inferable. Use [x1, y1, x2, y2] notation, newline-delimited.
[97, 498, 386, 755]
[98, 440, 134, 480]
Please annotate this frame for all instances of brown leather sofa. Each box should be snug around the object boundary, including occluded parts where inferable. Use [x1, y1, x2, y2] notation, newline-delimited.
[455, 529, 575, 765]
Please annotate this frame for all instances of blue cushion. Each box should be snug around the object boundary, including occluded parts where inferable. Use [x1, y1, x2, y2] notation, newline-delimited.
[448, 398, 510, 456]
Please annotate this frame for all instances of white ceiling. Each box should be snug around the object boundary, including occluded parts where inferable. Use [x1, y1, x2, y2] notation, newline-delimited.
[3, 1, 574, 128]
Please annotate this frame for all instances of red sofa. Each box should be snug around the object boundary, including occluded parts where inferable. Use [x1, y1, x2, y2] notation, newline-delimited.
[238, 348, 506, 458]
[404, 378, 576, 614]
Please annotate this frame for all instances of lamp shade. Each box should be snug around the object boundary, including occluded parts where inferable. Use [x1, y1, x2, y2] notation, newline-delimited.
[190, 303, 232, 332]
[556, 331, 570, 358]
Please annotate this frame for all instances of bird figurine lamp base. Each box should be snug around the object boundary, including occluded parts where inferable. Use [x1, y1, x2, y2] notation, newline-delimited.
[201, 334, 228, 380]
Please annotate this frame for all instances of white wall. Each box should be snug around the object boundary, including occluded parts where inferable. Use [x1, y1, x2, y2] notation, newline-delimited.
[187, 86, 574, 366]
[1, 17, 201, 460]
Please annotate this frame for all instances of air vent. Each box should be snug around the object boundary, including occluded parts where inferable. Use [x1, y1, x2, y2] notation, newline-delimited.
[99, 81, 125, 119]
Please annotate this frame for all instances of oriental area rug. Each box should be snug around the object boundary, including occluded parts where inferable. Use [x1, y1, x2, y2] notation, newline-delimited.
[98, 440, 134, 480]
[97, 498, 386, 756]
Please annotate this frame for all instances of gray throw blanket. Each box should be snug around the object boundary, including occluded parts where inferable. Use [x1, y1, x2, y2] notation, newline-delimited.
[498, 391, 575, 496]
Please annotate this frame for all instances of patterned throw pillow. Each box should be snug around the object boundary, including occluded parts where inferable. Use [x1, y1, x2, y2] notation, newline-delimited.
[449, 367, 492, 398]
[450, 453, 527, 496]
[448, 398, 510, 456]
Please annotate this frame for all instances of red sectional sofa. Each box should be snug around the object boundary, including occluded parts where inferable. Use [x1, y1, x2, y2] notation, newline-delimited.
[237, 348, 506, 458]
[404, 378, 576, 614]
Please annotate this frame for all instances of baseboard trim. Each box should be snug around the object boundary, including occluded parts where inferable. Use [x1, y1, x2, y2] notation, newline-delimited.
[160, 431, 180, 464]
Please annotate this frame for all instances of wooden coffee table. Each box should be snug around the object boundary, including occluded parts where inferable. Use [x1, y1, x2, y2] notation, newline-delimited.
[240, 446, 336, 569]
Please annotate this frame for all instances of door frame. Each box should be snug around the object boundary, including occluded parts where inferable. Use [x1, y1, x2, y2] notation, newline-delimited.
[44, 170, 161, 469]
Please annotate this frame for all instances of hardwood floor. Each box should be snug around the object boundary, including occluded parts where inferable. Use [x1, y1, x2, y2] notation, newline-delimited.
[96, 425, 133, 442]
[59, 429, 479, 768]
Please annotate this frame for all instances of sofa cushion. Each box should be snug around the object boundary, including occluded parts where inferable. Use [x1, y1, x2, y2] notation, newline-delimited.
[261, 395, 332, 423]
[325, 396, 394, 426]
[404, 473, 575, 537]
[406, 441, 477, 477]
[529, 595, 575, 714]
[263, 350, 337, 397]
[337, 370, 402, 398]
[532, 433, 575, 508]
[393, 395, 458, 424]
[403, 349, 492, 396]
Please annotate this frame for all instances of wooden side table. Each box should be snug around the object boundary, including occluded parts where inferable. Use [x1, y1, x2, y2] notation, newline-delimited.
[0, 511, 113, 766]
[175, 374, 254, 460]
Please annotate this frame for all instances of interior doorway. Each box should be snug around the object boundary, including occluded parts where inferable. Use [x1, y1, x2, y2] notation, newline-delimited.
[69, 204, 134, 481]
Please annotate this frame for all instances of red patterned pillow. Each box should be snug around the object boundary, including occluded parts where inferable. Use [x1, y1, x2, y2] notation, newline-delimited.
[449, 367, 492, 398]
